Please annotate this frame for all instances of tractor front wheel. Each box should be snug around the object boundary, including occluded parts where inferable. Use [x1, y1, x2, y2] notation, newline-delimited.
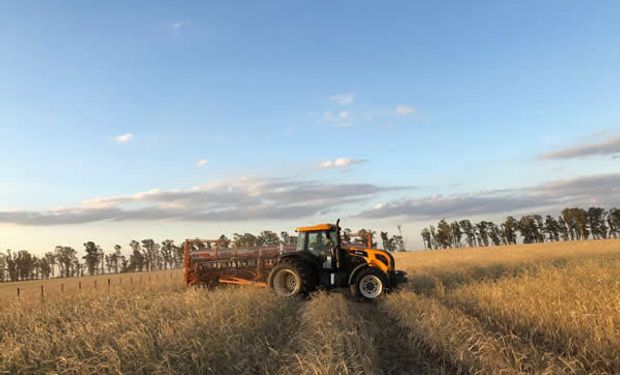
[350, 268, 386, 302]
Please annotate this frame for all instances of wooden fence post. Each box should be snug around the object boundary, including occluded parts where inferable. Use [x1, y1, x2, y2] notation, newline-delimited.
[107, 278, 110, 294]
[94, 280, 97, 290]
[40, 285, 44, 303]
[16, 287, 20, 300]
[79, 281, 82, 291]
[61, 283, 64, 293]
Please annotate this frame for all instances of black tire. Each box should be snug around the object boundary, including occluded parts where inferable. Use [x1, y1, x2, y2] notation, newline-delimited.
[268, 259, 316, 297]
[350, 267, 387, 302]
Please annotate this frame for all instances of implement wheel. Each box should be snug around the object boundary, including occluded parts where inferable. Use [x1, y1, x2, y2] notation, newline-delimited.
[268, 260, 316, 297]
[350, 268, 386, 302]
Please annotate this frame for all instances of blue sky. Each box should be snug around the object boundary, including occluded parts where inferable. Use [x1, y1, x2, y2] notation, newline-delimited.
[1, 1, 619, 252]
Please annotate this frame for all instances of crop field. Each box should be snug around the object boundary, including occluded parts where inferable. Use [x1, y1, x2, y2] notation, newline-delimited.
[1, 239, 618, 374]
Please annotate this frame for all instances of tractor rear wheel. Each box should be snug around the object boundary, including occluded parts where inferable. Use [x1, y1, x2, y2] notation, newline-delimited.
[268, 260, 316, 297]
[350, 267, 386, 302]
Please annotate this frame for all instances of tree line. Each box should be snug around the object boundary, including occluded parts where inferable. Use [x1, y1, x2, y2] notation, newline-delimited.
[420, 206, 620, 250]
[0, 226, 407, 282]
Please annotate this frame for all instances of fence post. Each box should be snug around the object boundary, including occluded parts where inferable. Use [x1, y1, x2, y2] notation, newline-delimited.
[61, 283, 64, 293]
[16, 287, 20, 300]
[130, 276, 133, 285]
[107, 278, 110, 294]
[94, 280, 97, 290]
[40, 285, 44, 303]
[79, 281, 82, 291]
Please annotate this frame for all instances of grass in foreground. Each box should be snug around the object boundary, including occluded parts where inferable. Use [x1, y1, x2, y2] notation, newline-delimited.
[1, 239, 619, 374]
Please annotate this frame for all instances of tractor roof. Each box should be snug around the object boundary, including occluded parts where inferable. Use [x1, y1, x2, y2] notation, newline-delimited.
[295, 223, 336, 232]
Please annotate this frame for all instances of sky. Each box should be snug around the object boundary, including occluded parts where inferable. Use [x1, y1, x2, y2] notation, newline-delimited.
[1, 1, 620, 254]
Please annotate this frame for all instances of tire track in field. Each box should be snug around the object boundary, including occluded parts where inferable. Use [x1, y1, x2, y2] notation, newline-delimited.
[273, 291, 381, 374]
[347, 298, 452, 375]
[271, 291, 450, 375]
[382, 290, 580, 374]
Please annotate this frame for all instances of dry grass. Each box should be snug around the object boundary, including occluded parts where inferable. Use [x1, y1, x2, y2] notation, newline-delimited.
[1, 239, 619, 374]
[0, 269, 184, 301]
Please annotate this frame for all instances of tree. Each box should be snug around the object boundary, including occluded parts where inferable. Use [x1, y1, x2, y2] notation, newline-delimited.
[44, 252, 56, 277]
[257, 231, 280, 246]
[128, 240, 144, 272]
[83, 241, 100, 276]
[502, 216, 518, 245]
[435, 220, 453, 249]
[54, 246, 77, 277]
[608, 208, 620, 238]
[475, 221, 490, 247]
[487, 222, 502, 246]
[280, 232, 297, 246]
[450, 221, 462, 248]
[587, 207, 607, 239]
[5, 250, 18, 281]
[459, 220, 475, 247]
[420, 228, 432, 250]
[544, 215, 561, 242]
[518, 216, 541, 244]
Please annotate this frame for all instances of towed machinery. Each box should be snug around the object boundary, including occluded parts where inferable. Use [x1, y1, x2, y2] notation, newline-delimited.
[183, 220, 407, 301]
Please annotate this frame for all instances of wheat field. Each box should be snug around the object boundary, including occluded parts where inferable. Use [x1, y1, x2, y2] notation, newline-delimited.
[1, 239, 618, 374]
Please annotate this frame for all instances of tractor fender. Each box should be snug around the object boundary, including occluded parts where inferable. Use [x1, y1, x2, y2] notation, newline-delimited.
[348, 263, 386, 285]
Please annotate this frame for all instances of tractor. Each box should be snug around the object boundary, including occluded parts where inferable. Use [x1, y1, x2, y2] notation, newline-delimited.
[183, 220, 407, 301]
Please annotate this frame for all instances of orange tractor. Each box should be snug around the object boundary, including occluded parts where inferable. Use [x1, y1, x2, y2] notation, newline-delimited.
[183, 220, 407, 301]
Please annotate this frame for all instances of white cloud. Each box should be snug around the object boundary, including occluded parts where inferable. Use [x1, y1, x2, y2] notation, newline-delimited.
[196, 159, 209, 167]
[171, 21, 184, 30]
[114, 133, 133, 144]
[329, 93, 356, 105]
[319, 157, 365, 170]
[322, 110, 352, 126]
[395, 105, 415, 116]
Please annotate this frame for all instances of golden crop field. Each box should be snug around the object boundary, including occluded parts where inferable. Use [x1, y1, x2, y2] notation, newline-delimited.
[1, 239, 618, 374]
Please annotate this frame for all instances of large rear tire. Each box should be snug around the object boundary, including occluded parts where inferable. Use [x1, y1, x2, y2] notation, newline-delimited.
[350, 267, 387, 302]
[268, 260, 316, 297]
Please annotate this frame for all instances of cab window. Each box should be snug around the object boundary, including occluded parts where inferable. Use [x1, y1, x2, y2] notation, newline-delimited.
[307, 231, 325, 257]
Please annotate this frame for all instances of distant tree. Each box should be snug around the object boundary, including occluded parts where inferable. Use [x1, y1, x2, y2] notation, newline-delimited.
[129, 240, 144, 272]
[5, 250, 18, 281]
[487, 222, 502, 246]
[450, 221, 462, 248]
[608, 208, 620, 238]
[475, 221, 490, 247]
[218, 235, 231, 248]
[279, 232, 297, 246]
[420, 228, 432, 250]
[458, 220, 475, 247]
[502, 216, 518, 245]
[435, 220, 453, 249]
[544, 215, 561, 242]
[83, 241, 100, 276]
[257, 231, 280, 246]
[587, 207, 607, 239]
[54, 246, 77, 277]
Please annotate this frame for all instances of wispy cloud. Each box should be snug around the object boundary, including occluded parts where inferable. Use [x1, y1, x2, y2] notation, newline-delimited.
[0, 178, 403, 225]
[114, 133, 133, 144]
[319, 158, 365, 170]
[322, 110, 352, 126]
[357, 173, 620, 220]
[329, 93, 355, 105]
[540, 136, 620, 160]
[196, 159, 209, 167]
[171, 21, 184, 30]
[395, 105, 415, 116]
